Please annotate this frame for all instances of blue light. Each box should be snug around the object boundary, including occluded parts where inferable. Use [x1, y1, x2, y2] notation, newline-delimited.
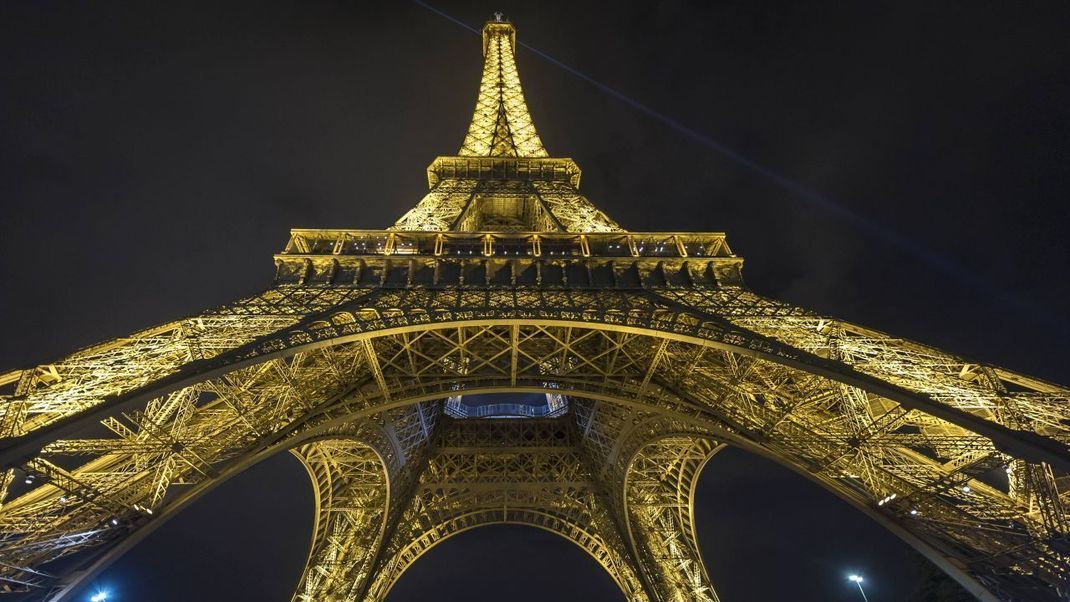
[90, 591, 108, 602]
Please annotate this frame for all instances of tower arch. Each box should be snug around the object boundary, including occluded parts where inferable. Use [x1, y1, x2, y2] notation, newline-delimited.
[3, 313, 1069, 600]
[382, 523, 626, 600]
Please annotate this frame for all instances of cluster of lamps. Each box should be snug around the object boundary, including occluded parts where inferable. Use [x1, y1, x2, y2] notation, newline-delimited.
[876, 491, 922, 517]
[334, 239, 714, 258]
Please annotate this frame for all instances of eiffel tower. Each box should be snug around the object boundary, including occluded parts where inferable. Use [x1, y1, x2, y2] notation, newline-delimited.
[2, 16, 1069, 602]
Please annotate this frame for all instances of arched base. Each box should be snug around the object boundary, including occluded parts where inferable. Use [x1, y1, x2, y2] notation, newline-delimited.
[3, 301, 1065, 601]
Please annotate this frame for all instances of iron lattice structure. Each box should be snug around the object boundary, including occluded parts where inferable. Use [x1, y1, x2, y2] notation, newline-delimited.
[1, 18, 1069, 602]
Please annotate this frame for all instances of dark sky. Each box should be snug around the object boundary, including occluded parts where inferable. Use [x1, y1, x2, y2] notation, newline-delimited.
[2, 1, 1068, 601]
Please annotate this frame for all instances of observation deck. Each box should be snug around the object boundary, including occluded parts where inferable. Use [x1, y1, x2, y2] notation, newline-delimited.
[275, 229, 743, 288]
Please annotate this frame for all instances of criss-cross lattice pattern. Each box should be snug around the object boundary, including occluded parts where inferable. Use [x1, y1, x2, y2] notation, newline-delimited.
[1, 16, 1068, 602]
[391, 21, 620, 233]
[458, 22, 546, 158]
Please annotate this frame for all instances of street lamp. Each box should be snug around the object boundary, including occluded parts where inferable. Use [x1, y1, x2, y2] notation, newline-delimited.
[848, 575, 869, 602]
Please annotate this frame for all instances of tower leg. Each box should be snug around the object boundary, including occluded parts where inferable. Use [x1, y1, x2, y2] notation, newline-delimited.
[290, 404, 438, 602]
[623, 436, 720, 602]
[574, 399, 722, 602]
[291, 439, 390, 602]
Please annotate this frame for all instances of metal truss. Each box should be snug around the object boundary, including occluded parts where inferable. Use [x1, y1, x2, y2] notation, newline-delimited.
[357, 417, 649, 602]
[458, 20, 546, 158]
[1, 16, 1068, 602]
[390, 172, 620, 233]
[390, 18, 617, 234]
[292, 403, 437, 601]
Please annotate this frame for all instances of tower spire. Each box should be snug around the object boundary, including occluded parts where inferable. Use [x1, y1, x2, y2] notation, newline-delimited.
[458, 19, 547, 157]
[392, 18, 620, 232]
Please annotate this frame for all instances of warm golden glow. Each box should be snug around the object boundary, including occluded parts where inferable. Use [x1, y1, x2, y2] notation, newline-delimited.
[391, 21, 621, 233]
[0, 17, 1067, 602]
[459, 21, 546, 158]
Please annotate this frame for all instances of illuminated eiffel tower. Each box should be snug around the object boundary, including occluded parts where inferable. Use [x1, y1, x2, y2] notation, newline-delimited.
[2, 16, 1069, 602]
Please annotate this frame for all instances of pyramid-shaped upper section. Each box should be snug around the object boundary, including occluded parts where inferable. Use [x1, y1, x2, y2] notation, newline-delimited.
[457, 21, 548, 158]
[279, 18, 740, 284]
[389, 18, 624, 233]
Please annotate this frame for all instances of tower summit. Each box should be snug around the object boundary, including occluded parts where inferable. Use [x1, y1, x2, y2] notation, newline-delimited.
[460, 19, 546, 158]
[393, 18, 620, 232]
[1, 17, 1069, 602]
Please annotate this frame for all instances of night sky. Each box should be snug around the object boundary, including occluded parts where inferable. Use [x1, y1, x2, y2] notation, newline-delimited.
[2, 2, 1069, 601]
